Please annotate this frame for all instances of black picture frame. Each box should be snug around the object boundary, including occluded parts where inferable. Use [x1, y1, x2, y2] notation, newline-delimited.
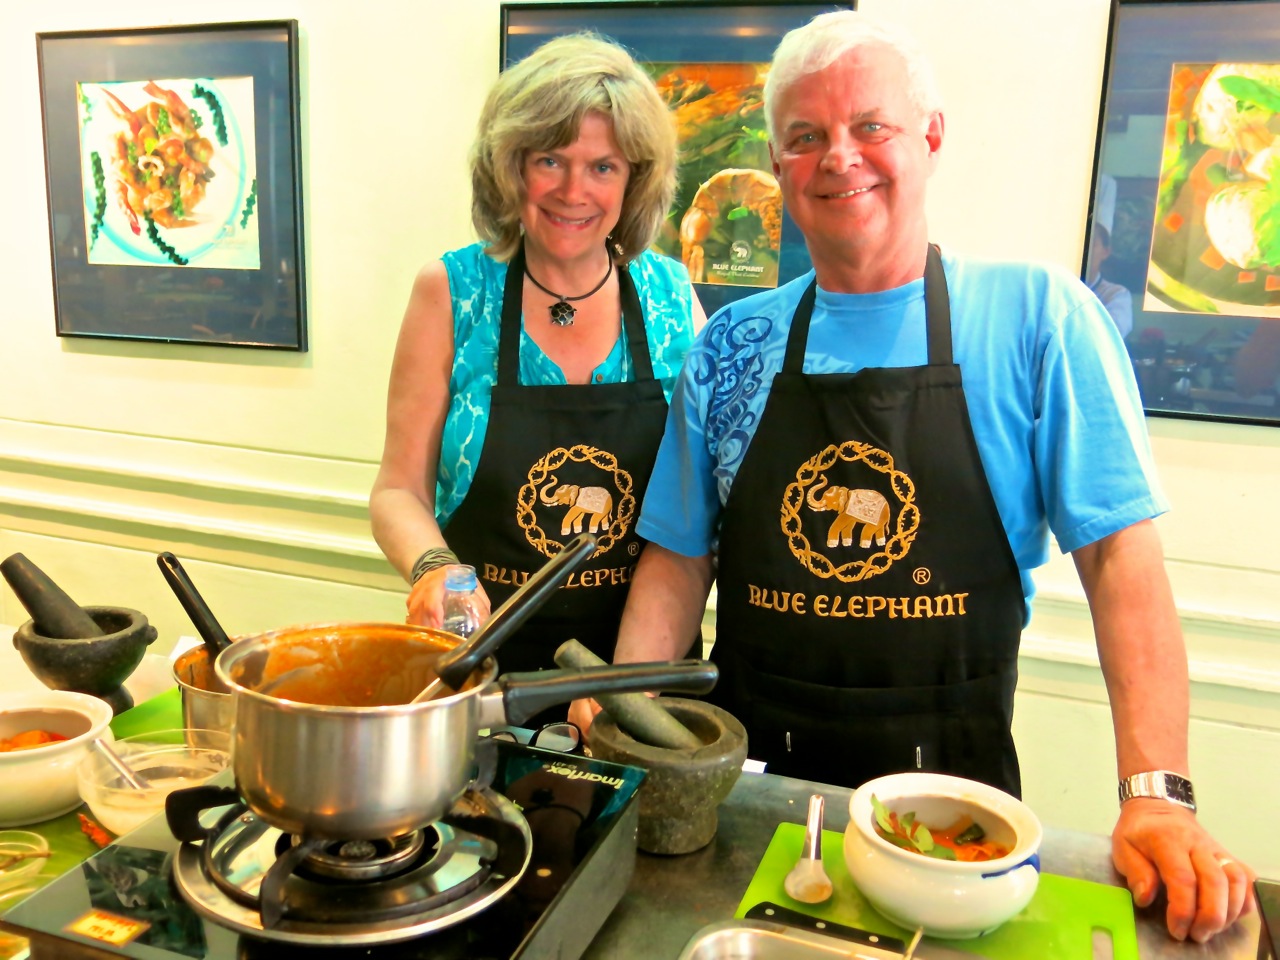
[500, 1, 852, 317]
[37, 20, 307, 351]
[1085, 0, 1280, 425]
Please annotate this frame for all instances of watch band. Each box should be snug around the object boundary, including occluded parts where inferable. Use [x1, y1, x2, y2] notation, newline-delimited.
[1118, 770, 1196, 813]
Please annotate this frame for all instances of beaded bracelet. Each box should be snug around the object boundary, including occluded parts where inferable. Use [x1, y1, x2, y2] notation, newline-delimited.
[410, 547, 460, 584]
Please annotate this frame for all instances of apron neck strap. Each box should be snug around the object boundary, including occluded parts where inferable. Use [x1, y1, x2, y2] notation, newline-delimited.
[498, 243, 654, 386]
[923, 243, 952, 365]
[782, 244, 953, 374]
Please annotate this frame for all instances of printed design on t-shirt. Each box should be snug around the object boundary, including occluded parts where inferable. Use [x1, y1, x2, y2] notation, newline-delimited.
[694, 311, 776, 504]
[782, 440, 920, 582]
[518, 445, 636, 559]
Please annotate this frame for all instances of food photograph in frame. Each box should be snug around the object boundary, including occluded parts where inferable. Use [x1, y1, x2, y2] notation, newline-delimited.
[1087, 0, 1280, 424]
[501, 1, 852, 317]
[37, 20, 307, 350]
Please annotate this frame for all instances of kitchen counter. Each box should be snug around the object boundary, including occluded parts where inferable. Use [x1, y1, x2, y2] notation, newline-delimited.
[0, 681, 1263, 959]
[586, 771, 1263, 960]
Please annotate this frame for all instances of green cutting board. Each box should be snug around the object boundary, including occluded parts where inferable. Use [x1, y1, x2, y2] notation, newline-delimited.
[737, 823, 1139, 960]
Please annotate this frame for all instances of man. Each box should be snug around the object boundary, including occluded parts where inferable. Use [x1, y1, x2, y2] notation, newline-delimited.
[1088, 174, 1135, 338]
[587, 11, 1254, 945]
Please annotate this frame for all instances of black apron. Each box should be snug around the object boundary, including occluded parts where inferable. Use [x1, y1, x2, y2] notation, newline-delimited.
[444, 245, 669, 678]
[712, 246, 1026, 796]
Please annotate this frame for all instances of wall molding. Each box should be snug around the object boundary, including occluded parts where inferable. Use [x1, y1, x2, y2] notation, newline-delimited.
[0, 483, 380, 559]
[0, 418, 382, 565]
[5, 420, 1277, 709]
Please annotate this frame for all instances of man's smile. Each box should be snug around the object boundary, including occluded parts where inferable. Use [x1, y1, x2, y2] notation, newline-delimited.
[820, 185, 875, 199]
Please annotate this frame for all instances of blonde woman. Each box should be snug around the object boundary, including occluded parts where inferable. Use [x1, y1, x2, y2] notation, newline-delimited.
[371, 34, 703, 680]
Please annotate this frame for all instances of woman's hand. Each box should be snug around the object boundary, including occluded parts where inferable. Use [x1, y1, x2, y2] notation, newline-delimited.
[406, 567, 493, 628]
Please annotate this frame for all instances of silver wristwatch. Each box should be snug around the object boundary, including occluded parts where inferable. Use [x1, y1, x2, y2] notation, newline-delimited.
[1118, 771, 1196, 813]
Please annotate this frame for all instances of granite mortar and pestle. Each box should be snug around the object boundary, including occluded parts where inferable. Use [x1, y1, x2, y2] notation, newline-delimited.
[556, 639, 747, 855]
[2, 553, 156, 715]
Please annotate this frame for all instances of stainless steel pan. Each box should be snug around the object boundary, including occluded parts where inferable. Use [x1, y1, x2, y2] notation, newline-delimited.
[215, 622, 716, 839]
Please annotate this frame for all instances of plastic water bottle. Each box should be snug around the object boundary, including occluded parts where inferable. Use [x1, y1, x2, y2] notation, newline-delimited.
[441, 564, 483, 638]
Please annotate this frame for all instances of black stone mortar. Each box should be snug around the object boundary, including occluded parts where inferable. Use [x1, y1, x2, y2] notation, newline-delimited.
[13, 606, 158, 715]
[588, 698, 748, 855]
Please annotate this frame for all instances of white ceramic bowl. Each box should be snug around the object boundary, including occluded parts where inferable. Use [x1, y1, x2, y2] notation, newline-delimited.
[843, 772, 1043, 939]
[0, 691, 114, 827]
[77, 729, 230, 837]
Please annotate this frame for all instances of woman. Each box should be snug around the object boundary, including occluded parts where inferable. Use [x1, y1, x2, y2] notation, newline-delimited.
[370, 33, 703, 677]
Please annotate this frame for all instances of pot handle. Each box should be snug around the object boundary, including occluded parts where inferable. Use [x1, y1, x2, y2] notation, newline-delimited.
[157, 552, 232, 656]
[496, 660, 718, 727]
[435, 533, 598, 689]
[165, 784, 242, 842]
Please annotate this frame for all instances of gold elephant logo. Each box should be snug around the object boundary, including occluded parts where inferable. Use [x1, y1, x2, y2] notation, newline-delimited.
[781, 440, 920, 583]
[539, 477, 614, 536]
[518, 445, 636, 559]
[806, 475, 890, 549]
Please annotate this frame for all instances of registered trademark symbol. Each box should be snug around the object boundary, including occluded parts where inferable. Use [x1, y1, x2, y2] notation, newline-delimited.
[628, 542, 640, 556]
[913, 567, 931, 585]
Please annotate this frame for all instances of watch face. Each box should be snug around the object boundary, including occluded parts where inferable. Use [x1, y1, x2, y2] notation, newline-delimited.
[1163, 773, 1195, 805]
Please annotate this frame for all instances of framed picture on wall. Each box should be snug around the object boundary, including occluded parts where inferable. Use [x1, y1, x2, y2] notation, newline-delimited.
[1086, 0, 1280, 425]
[37, 20, 308, 350]
[501, 0, 852, 317]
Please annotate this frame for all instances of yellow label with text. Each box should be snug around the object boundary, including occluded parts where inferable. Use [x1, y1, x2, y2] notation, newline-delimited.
[66, 909, 149, 946]
[747, 583, 969, 618]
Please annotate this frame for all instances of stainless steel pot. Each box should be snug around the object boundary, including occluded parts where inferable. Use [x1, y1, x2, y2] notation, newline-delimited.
[214, 622, 716, 839]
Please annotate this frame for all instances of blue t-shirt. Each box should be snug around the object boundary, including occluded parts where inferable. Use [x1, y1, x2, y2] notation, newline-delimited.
[637, 249, 1167, 617]
[438, 243, 696, 527]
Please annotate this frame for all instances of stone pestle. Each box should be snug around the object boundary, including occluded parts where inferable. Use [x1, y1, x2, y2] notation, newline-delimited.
[1, 553, 104, 639]
[554, 639, 703, 750]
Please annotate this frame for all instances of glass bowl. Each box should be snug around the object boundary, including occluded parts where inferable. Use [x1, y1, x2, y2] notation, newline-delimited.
[0, 830, 50, 896]
[77, 728, 230, 837]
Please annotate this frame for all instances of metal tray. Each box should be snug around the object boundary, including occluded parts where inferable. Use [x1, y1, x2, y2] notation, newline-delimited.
[677, 918, 907, 959]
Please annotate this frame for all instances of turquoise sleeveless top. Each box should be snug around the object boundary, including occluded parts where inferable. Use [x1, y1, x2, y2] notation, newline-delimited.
[436, 243, 695, 527]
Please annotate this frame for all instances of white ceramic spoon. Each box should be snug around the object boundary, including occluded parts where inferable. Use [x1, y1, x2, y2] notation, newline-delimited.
[783, 793, 834, 904]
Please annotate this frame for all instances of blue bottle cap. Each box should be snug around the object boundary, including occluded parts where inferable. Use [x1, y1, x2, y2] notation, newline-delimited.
[443, 563, 478, 592]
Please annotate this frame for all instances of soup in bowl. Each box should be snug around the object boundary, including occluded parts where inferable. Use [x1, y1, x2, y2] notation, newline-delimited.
[843, 772, 1042, 939]
[0, 690, 114, 827]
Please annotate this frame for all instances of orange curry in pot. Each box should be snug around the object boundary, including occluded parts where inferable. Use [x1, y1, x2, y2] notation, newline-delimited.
[233, 629, 468, 707]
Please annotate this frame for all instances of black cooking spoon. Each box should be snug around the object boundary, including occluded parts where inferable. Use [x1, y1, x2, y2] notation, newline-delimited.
[156, 551, 233, 658]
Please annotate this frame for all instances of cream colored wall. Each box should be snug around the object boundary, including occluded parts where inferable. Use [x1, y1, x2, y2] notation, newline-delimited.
[1, 0, 1277, 873]
[0, 0, 507, 637]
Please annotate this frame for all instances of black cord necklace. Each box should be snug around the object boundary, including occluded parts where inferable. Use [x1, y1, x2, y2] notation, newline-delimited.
[524, 255, 614, 327]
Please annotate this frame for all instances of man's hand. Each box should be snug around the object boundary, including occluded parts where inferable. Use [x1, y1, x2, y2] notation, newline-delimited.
[1112, 799, 1255, 942]
[567, 697, 602, 737]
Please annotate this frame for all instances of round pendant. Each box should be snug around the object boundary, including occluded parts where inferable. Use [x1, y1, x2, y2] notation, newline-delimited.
[550, 301, 576, 326]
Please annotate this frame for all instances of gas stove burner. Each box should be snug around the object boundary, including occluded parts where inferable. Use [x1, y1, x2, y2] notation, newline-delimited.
[171, 788, 532, 945]
[290, 829, 426, 881]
